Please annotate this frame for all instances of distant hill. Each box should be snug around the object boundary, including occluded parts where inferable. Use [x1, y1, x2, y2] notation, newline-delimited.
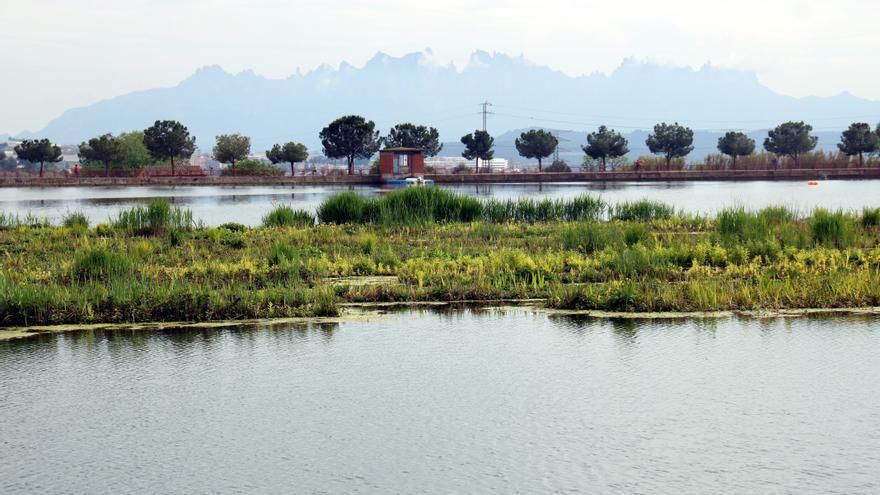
[24, 50, 880, 160]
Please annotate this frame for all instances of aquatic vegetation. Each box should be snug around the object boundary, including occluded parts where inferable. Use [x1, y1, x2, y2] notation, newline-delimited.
[611, 199, 675, 221]
[113, 199, 196, 235]
[3, 198, 880, 326]
[62, 211, 90, 230]
[262, 205, 315, 227]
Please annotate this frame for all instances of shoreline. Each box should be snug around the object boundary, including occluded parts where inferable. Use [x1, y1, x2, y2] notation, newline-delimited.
[3, 167, 880, 187]
[4, 303, 880, 342]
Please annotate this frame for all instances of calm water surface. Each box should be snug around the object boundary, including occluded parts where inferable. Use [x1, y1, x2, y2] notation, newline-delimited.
[2, 180, 879, 225]
[2, 308, 879, 493]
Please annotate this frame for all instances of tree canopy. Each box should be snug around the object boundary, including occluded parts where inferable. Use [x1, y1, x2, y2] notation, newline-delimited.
[213, 134, 252, 174]
[78, 134, 125, 177]
[15, 138, 63, 177]
[515, 129, 557, 171]
[143, 120, 196, 175]
[646, 122, 694, 169]
[763, 121, 817, 167]
[320, 115, 382, 175]
[266, 142, 309, 176]
[460, 130, 494, 172]
[385, 123, 443, 157]
[837, 123, 879, 167]
[583, 126, 629, 171]
[716, 131, 756, 168]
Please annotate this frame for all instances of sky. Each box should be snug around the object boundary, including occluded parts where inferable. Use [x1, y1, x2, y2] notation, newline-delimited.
[3, 0, 879, 135]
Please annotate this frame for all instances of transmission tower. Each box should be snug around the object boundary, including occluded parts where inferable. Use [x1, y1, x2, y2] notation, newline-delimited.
[480, 101, 493, 131]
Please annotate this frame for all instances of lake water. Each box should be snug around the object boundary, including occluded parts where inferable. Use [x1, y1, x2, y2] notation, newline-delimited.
[2, 308, 879, 493]
[2, 180, 880, 225]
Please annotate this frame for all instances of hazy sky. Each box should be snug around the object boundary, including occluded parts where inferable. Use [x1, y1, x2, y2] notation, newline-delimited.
[4, 0, 879, 134]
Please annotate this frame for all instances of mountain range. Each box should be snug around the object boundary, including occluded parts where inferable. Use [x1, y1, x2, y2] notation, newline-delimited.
[21, 50, 880, 161]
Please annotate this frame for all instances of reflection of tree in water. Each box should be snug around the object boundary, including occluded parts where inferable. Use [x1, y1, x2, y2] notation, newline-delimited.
[609, 318, 639, 343]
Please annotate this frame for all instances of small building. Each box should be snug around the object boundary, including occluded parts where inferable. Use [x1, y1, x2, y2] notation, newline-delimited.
[378, 147, 425, 179]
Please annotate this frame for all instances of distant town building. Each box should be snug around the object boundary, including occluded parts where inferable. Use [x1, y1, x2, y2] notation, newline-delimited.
[425, 156, 509, 173]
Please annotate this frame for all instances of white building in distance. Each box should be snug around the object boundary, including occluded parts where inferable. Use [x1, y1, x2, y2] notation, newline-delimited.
[425, 156, 508, 173]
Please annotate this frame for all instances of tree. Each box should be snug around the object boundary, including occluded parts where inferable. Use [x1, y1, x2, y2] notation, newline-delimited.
[545, 159, 571, 172]
[716, 131, 756, 169]
[515, 129, 557, 172]
[583, 126, 629, 171]
[460, 130, 494, 173]
[14, 139, 62, 178]
[646, 122, 694, 169]
[213, 134, 251, 175]
[837, 123, 879, 167]
[116, 131, 155, 169]
[763, 121, 817, 167]
[78, 134, 124, 177]
[142, 120, 196, 176]
[266, 142, 309, 176]
[320, 115, 382, 175]
[385, 123, 443, 157]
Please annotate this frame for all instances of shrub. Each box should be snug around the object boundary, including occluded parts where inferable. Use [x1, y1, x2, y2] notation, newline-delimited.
[221, 159, 284, 176]
[611, 200, 675, 221]
[70, 245, 132, 282]
[218, 222, 248, 232]
[262, 205, 314, 227]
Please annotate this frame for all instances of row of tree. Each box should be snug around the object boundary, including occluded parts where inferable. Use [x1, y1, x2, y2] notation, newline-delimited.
[516, 121, 880, 172]
[10, 118, 880, 177]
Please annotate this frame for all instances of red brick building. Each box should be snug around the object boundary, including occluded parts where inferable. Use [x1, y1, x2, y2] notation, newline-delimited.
[378, 147, 425, 179]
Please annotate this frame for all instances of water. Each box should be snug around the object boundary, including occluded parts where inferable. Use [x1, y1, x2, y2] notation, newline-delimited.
[2, 180, 880, 226]
[2, 308, 879, 493]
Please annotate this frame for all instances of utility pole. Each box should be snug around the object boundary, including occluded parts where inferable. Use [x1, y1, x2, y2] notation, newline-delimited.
[480, 101, 492, 132]
[553, 131, 560, 162]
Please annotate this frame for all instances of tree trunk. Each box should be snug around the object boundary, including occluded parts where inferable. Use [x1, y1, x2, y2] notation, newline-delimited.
[793, 153, 799, 169]
[171, 156, 176, 176]
[475, 157, 479, 173]
[732, 155, 737, 170]
[231, 160, 235, 176]
[601, 156, 607, 172]
[105, 161, 110, 177]
[291, 162, 295, 177]
[538, 157, 542, 172]
[859, 152, 864, 168]
[39, 161, 44, 178]
[348, 156, 354, 175]
[665, 156, 671, 170]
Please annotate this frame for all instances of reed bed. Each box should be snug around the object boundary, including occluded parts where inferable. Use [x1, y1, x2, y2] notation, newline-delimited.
[3, 196, 880, 326]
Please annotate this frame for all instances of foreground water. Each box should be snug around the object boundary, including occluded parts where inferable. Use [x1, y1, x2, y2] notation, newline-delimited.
[3, 180, 880, 225]
[2, 308, 879, 493]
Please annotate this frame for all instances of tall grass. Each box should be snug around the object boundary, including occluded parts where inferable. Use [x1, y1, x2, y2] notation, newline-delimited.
[862, 207, 880, 229]
[809, 209, 854, 248]
[611, 200, 675, 221]
[69, 245, 132, 282]
[317, 187, 605, 225]
[62, 211, 89, 230]
[0, 212, 50, 230]
[262, 205, 314, 227]
[113, 199, 196, 236]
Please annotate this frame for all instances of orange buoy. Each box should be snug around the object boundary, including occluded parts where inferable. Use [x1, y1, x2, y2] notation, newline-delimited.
[807, 180, 819, 186]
